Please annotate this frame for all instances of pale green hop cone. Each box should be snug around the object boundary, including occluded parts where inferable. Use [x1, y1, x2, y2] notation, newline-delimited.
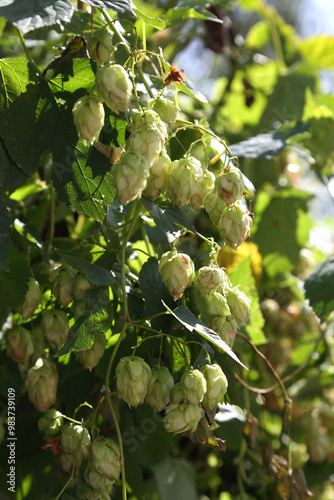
[77, 332, 106, 370]
[84, 461, 114, 494]
[200, 364, 228, 410]
[25, 357, 58, 412]
[205, 290, 230, 318]
[96, 63, 132, 114]
[61, 422, 91, 466]
[195, 266, 230, 299]
[72, 96, 105, 145]
[218, 202, 253, 250]
[6, 326, 33, 365]
[112, 149, 149, 205]
[215, 165, 244, 205]
[210, 315, 239, 347]
[146, 365, 174, 412]
[18, 278, 41, 320]
[38, 409, 64, 440]
[166, 156, 205, 208]
[49, 265, 76, 307]
[41, 309, 69, 349]
[115, 356, 151, 408]
[204, 190, 227, 225]
[143, 150, 171, 201]
[127, 110, 166, 168]
[73, 273, 93, 301]
[87, 31, 113, 65]
[147, 96, 180, 123]
[180, 368, 207, 404]
[225, 287, 251, 328]
[190, 168, 215, 210]
[164, 401, 204, 434]
[158, 250, 195, 300]
[90, 436, 120, 482]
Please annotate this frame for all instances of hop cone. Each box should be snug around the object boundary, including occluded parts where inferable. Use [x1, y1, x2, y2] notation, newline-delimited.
[190, 169, 215, 210]
[200, 364, 228, 410]
[180, 368, 207, 404]
[210, 315, 238, 346]
[115, 356, 151, 408]
[169, 382, 184, 405]
[49, 265, 76, 307]
[96, 64, 132, 114]
[38, 409, 64, 440]
[205, 290, 230, 318]
[195, 266, 230, 299]
[143, 150, 170, 201]
[6, 326, 33, 365]
[147, 96, 180, 123]
[164, 401, 203, 434]
[225, 287, 251, 327]
[112, 149, 149, 205]
[61, 423, 91, 466]
[73, 273, 93, 301]
[218, 202, 253, 249]
[71, 299, 86, 320]
[72, 96, 105, 145]
[41, 309, 69, 348]
[18, 278, 41, 320]
[25, 357, 58, 412]
[127, 110, 166, 168]
[87, 31, 113, 65]
[204, 190, 227, 225]
[90, 436, 121, 482]
[84, 461, 114, 494]
[215, 165, 244, 205]
[77, 332, 106, 370]
[158, 251, 195, 300]
[166, 156, 206, 208]
[146, 366, 174, 412]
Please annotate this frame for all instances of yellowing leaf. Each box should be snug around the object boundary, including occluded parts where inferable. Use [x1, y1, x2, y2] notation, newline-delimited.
[299, 35, 334, 69]
[218, 242, 262, 287]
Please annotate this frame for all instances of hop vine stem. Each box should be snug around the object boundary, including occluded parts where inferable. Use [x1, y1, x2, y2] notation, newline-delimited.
[104, 203, 142, 500]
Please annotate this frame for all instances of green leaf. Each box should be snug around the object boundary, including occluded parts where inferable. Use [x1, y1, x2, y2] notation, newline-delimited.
[139, 257, 174, 330]
[0, 0, 74, 34]
[55, 245, 114, 286]
[166, 6, 223, 25]
[141, 197, 197, 244]
[165, 304, 247, 369]
[302, 88, 334, 121]
[304, 257, 334, 320]
[257, 68, 317, 131]
[0, 247, 30, 308]
[57, 286, 112, 356]
[252, 189, 312, 276]
[229, 123, 309, 159]
[0, 197, 11, 271]
[82, 0, 135, 16]
[299, 35, 334, 69]
[245, 20, 270, 49]
[106, 197, 124, 227]
[229, 257, 265, 345]
[133, 8, 165, 29]
[152, 458, 197, 500]
[0, 137, 27, 190]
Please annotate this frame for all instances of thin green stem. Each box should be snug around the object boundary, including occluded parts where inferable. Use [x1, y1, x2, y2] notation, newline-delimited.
[16, 29, 42, 75]
[106, 391, 127, 499]
[60, 414, 83, 425]
[136, 64, 154, 98]
[55, 464, 76, 500]
[73, 402, 94, 419]
[101, 10, 131, 55]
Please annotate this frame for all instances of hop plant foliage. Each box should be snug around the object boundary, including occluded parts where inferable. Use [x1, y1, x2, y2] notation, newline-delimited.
[1, 1, 327, 498]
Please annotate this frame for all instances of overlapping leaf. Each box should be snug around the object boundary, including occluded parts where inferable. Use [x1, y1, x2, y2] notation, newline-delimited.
[165, 304, 246, 368]
[82, 0, 135, 16]
[0, 57, 116, 221]
[0, 248, 30, 308]
[141, 197, 196, 244]
[304, 257, 334, 320]
[0, 0, 74, 34]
